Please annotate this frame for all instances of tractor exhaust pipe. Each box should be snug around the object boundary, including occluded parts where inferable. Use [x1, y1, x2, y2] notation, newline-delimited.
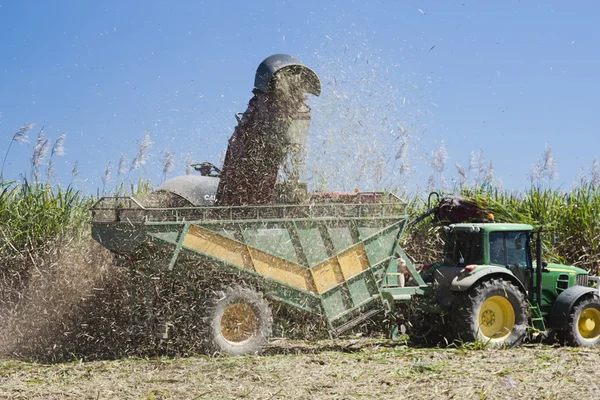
[536, 229, 543, 305]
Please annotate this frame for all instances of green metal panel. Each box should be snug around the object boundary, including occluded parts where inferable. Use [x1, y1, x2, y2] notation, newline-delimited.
[200, 222, 241, 241]
[266, 284, 322, 313]
[286, 222, 311, 268]
[363, 225, 401, 267]
[321, 289, 349, 319]
[241, 223, 300, 263]
[92, 223, 147, 253]
[320, 261, 384, 322]
[295, 222, 329, 267]
[357, 227, 382, 241]
[347, 274, 375, 307]
[328, 226, 355, 254]
[383, 258, 399, 287]
[146, 226, 180, 244]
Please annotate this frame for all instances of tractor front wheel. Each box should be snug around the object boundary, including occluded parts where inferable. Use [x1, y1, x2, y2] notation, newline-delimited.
[205, 285, 273, 356]
[452, 278, 528, 347]
[559, 296, 600, 347]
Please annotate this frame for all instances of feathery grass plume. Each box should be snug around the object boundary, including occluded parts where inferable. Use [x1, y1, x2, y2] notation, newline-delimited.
[530, 143, 558, 186]
[576, 167, 587, 188]
[117, 154, 127, 177]
[468, 151, 476, 173]
[590, 157, 600, 188]
[542, 143, 558, 181]
[529, 162, 542, 186]
[1, 122, 35, 178]
[46, 158, 55, 182]
[425, 173, 436, 193]
[431, 140, 447, 173]
[427, 140, 447, 190]
[46, 133, 67, 182]
[456, 163, 467, 186]
[130, 129, 152, 172]
[476, 150, 486, 180]
[14, 123, 34, 143]
[483, 162, 495, 184]
[395, 131, 409, 173]
[71, 161, 79, 179]
[31, 127, 50, 182]
[185, 153, 193, 175]
[51, 133, 66, 157]
[162, 149, 174, 181]
[102, 161, 112, 193]
[472, 149, 494, 186]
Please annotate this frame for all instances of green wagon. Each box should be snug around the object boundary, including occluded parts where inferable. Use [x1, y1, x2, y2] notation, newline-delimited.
[91, 192, 428, 355]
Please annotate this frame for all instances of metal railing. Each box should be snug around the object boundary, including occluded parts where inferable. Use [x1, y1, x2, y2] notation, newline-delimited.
[91, 192, 408, 223]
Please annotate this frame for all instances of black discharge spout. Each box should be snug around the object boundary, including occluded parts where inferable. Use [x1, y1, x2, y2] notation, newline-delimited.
[215, 54, 321, 206]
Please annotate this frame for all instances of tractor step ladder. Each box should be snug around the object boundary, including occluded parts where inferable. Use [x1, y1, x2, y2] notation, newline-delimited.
[529, 304, 547, 333]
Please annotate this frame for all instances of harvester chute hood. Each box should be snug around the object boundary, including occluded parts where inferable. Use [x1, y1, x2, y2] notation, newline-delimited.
[216, 54, 321, 206]
[254, 54, 321, 96]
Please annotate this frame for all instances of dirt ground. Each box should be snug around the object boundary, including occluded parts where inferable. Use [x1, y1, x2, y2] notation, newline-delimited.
[0, 339, 598, 399]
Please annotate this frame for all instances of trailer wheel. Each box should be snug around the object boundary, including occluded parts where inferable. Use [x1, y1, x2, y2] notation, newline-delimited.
[452, 278, 528, 347]
[206, 285, 273, 356]
[559, 296, 600, 347]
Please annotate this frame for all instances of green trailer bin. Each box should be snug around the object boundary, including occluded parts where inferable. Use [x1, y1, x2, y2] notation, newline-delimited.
[91, 192, 426, 354]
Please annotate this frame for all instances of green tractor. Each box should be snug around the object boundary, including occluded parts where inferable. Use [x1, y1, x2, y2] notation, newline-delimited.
[403, 197, 600, 347]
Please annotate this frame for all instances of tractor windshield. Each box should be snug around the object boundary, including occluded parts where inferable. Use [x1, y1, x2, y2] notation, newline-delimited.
[488, 231, 530, 269]
[444, 231, 483, 266]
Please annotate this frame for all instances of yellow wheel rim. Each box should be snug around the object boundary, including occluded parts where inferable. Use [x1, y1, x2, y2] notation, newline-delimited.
[220, 303, 257, 346]
[478, 296, 515, 341]
[577, 307, 600, 341]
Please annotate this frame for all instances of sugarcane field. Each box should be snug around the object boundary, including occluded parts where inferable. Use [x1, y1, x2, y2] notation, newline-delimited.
[2, 2, 600, 399]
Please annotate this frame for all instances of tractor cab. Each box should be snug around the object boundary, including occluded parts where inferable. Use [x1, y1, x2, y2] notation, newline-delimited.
[442, 223, 534, 286]
[441, 223, 588, 297]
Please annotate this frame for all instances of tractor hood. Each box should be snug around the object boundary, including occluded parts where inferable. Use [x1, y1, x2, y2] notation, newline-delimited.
[535, 261, 588, 275]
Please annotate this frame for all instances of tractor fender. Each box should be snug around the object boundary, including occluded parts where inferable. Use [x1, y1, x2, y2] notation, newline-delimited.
[548, 285, 598, 330]
[254, 54, 321, 96]
[451, 266, 527, 294]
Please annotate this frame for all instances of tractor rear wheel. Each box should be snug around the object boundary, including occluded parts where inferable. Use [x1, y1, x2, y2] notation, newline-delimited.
[452, 278, 528, 347]
[205, 285, 273, 356]
[559, 296, 600, 347]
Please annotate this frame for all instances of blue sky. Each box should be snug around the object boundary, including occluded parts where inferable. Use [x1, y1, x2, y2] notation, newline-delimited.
[1, 1, 599, 193]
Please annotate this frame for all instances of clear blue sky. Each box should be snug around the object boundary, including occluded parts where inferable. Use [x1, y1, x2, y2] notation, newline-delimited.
[1, 0, 599, 193]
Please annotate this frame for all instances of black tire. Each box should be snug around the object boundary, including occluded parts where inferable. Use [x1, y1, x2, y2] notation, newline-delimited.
[205, 285, 273, 356]
[451, 278, 528, 347]
[559, 296, 600, 347]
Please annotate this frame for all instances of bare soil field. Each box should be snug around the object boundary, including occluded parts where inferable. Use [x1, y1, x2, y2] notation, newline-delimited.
[0, 338, 598, 399]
